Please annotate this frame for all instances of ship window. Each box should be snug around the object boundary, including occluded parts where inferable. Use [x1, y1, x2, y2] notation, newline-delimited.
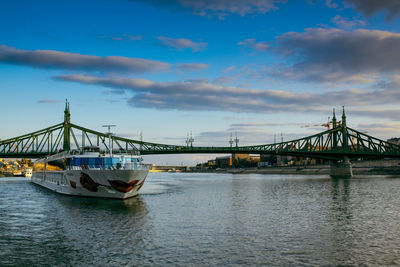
[112, 158, 119, 166]
[75, 158, 81, 166]
[95, 158, 103, 166]
[81, 158, 89, 165]
[89, 158, 95, 166]
[105, 158, 112, 168]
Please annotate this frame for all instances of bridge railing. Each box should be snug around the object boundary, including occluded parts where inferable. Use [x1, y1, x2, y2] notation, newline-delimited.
[2, 121, 400, 159]
[0, 123, 64, 157]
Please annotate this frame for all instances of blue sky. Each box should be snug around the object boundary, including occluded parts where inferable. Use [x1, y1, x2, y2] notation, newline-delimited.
[1, 0, 400, 164]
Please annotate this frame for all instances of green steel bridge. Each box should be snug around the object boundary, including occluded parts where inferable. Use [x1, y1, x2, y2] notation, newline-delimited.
[1, 102, 400, 162]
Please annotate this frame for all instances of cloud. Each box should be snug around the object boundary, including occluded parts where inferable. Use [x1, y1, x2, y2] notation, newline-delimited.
[350, 109, 400, 121]
[230, 122, 302, 127]
[325, 0, 338, 8]
[197, 126, 306, 145]
[238, 38, 270, 52]
[197, 129, 273, 145]
[222, 65, 236, 73]
[213, 76, 237, 85]
[54, 74, 400, 118]
[344, 0, 400, 21]
[38, 99, 59, 104]
[223, 116, 236, 120]
[185, 78, 210, 83]
[99, 34, 143, 41]
[53, 74, 316, 113]
[331, 15, 366, 28]
[356, 122, 400, 139]
[176, 63, 208, 71]
[268, 28, 400, 83]
[132, 0, 288, 18]
[0, 45, 170, 73]
[156, 36, 207, 52]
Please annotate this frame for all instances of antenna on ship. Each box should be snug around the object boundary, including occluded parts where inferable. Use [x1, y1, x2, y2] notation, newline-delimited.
[102, 124, 116, 157]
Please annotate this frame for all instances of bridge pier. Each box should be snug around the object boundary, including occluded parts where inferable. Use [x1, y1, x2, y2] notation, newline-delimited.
[330, 157, 353, 178]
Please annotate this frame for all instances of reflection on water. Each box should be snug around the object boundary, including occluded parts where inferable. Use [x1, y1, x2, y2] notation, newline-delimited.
[331, 178, 352, 221]
[1, 174, 400, 266]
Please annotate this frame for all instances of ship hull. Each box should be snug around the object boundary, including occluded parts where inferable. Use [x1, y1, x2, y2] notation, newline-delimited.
[31, 169, 148, 199]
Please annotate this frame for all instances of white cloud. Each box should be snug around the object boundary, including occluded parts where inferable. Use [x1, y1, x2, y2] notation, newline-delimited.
[265, 28, 400, 83]
[0, 45, 170, 73]
[331, 15, 366, 28]
[356, 122, 400, 139]
[99, 34, 143, 41]
[133, 0, 288, 19]
[156, 36, 207, 52]
[54, 74, 400, 120]
[213, 76, 237, 85]
[38, 99, 59, 104]
[238, 38, 270, 52]
[176, 63, 208, 71]
[222, 65, 236, 73]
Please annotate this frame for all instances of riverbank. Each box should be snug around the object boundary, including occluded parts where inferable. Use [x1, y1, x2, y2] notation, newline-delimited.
[0, 170, 14, 177]
[192, 166, 400, 175]
[191, 159, 400, 176]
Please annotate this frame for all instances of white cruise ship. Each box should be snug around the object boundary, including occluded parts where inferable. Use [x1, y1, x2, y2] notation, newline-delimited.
[31, 147, 150, 199]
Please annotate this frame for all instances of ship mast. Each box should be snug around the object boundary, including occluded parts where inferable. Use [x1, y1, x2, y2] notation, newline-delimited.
[102, 125, 116, 157]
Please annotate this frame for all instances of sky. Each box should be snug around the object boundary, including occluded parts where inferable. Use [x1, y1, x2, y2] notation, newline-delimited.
[1, 0, 400, 165]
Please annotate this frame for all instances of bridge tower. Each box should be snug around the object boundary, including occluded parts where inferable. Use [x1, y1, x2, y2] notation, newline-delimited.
[332, 108, 337, 148]
[63, 99, 71, 151]
[341, 106, 348, 149]
[330, 106, 353, 178]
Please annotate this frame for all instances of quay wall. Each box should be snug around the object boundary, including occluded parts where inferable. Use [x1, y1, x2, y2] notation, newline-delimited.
[192, 159, 400, 175]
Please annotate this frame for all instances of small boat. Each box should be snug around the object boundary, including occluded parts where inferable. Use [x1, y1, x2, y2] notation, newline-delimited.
[13, 170, 23, 177]
[22, 168, 33, 178]
[31, 147, 150, 199]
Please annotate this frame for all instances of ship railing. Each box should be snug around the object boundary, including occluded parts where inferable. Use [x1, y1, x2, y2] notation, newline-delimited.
[67, 163, 149, 171]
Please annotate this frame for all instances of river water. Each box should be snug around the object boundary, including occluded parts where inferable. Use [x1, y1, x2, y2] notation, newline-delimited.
[1, 173, 400, 266]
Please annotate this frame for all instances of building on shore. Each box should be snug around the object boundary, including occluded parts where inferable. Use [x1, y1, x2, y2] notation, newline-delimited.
[215, 156, 231, 168]
[388, 137, 400, 145]
[200, 153, 330, 170]
[258, 154, 328, 167]
[258, 154, 293, 167]
[210, 154, 260, 168]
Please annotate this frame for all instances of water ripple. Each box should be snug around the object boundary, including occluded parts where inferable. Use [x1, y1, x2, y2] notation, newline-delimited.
[1, 174, 400, 265]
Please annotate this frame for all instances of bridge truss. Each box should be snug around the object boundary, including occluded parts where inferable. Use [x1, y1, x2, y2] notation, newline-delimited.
[1, 103, 400, 160]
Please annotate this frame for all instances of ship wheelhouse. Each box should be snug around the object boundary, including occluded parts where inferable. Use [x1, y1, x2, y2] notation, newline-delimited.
[67, 155, 142, 170]
[66, 147, 143, 170]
